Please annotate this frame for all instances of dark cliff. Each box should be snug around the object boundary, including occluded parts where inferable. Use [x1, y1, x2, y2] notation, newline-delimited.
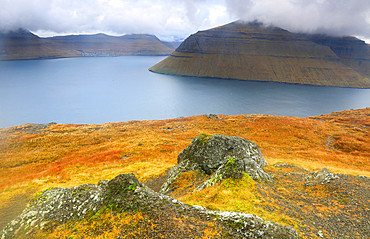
[149, 21, 370, 88]
[306, 35, 370, 78]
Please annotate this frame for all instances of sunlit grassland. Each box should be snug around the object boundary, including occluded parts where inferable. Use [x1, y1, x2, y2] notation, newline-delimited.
[0, 108, 369, 231]
[176, 173, 301, 229]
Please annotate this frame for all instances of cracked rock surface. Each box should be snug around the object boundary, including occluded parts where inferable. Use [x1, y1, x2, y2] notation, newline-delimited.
[161, 133, 270, 194]
[1, 173, 298, 239]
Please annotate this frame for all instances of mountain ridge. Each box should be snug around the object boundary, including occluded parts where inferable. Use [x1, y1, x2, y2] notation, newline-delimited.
[149, 21, 370, 88]
[0, 29, 175, 60]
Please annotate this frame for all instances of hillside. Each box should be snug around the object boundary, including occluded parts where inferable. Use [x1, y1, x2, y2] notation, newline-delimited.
[306, 35, 370, 78]
[0, 29, 175, 60]
[0, 29, 73, 60]
[149, 21, 370, 88]
[0, 108, 370, 238]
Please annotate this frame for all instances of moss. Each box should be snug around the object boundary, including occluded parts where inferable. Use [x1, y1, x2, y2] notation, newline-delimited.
[226, 219, 244, 230]
[225, 157, 236, 171]
[195, 132, 213, 146]
[31, 191, 44, 201]
[89, 206, 108, 221]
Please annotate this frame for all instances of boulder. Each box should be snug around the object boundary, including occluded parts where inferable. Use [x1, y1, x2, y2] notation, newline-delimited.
[160, 133, 270, 194]
[305, 168, 339, 186]
[1, 173, 299, 239]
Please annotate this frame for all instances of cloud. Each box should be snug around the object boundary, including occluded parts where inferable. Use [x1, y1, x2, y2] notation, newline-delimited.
[1, 0, 369, 41]
[225, 0, 370, 38]
[0, 0, 231, 40]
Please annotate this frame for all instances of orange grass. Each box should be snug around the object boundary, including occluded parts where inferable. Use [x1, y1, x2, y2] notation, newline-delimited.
[33, 211, 148, 239]
[0, 108, 369, 230]
[178, 173, 299, 226]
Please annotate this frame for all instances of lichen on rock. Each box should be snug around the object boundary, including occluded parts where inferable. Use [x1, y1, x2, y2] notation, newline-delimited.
[0, 173, 149, 238]
[1, 173, 299, 239]
[160, 133, 270, 194]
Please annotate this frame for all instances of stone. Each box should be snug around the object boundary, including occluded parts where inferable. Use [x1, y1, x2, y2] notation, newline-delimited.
[160, 133, 270, 194]
[1, 173, 298, 239]
[305, 168, 340, 186]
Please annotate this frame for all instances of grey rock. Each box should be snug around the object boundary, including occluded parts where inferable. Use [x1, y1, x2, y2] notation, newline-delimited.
[1, 183, 106, 238]
[274, 163, 309, 173]
[1, 173, 298, 239]
[196, 207, 299, 238]
[161, 133, 270, 194]
[204, 114, 222, 120]
[305, 168, 339, 186]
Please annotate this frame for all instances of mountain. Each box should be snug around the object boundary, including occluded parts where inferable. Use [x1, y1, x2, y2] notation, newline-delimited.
[306, 35, 370, 79]
[149, 21, 370, 88]
[0, 29, 71, 60]
[49, 33, 175, 56]
[0, 29, 175, 60]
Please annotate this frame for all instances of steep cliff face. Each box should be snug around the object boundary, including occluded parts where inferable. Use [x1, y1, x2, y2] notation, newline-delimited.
[0, 29, 175, 60]
[149, 21, 370, 88]
[307, 35, 370, 78]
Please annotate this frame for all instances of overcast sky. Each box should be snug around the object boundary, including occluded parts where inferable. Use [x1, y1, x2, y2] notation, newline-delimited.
[1, 0, 370, 42]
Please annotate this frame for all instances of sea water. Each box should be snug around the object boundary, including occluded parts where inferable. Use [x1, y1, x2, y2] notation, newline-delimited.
[0, 56, 369, 128]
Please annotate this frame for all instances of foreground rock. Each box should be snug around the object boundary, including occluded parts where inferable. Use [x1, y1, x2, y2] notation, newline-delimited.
[1, 173, 298, 238]
[161, 133, 270, 194]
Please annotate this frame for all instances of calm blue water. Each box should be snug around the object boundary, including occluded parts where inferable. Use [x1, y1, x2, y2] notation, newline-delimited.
[0, 56, 369, 128]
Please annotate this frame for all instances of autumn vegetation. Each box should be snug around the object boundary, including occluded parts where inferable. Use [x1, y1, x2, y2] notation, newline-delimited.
[1, 108, 369, 237]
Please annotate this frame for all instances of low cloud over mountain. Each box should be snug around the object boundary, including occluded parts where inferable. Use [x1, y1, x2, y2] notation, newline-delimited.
[1, 0, 369, 41]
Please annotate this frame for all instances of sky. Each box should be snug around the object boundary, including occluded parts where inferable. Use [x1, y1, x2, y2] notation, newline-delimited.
[1, 0, 370, 43]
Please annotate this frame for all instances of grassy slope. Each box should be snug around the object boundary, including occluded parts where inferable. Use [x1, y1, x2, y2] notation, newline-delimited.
[0, 108, 369, 237]
[150, 22, 370, 88]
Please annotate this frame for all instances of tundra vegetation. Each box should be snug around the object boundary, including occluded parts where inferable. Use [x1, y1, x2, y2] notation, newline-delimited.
[0, 108, 369, 238]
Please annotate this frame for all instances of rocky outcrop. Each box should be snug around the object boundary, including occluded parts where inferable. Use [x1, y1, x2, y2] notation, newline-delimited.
[1, 173, 299, 239]
[149, 21, 370, 88]
[160, 133, 270, 194]
[305, 168, 339, 186]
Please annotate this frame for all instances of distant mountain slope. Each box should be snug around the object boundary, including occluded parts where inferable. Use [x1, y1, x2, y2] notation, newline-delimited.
[149, 21, 370, 88]
[0, 29, 175, 60]
[0, 29, 72, 60]
[306, 35, 370, 79]
[50, 33, 175, 56]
